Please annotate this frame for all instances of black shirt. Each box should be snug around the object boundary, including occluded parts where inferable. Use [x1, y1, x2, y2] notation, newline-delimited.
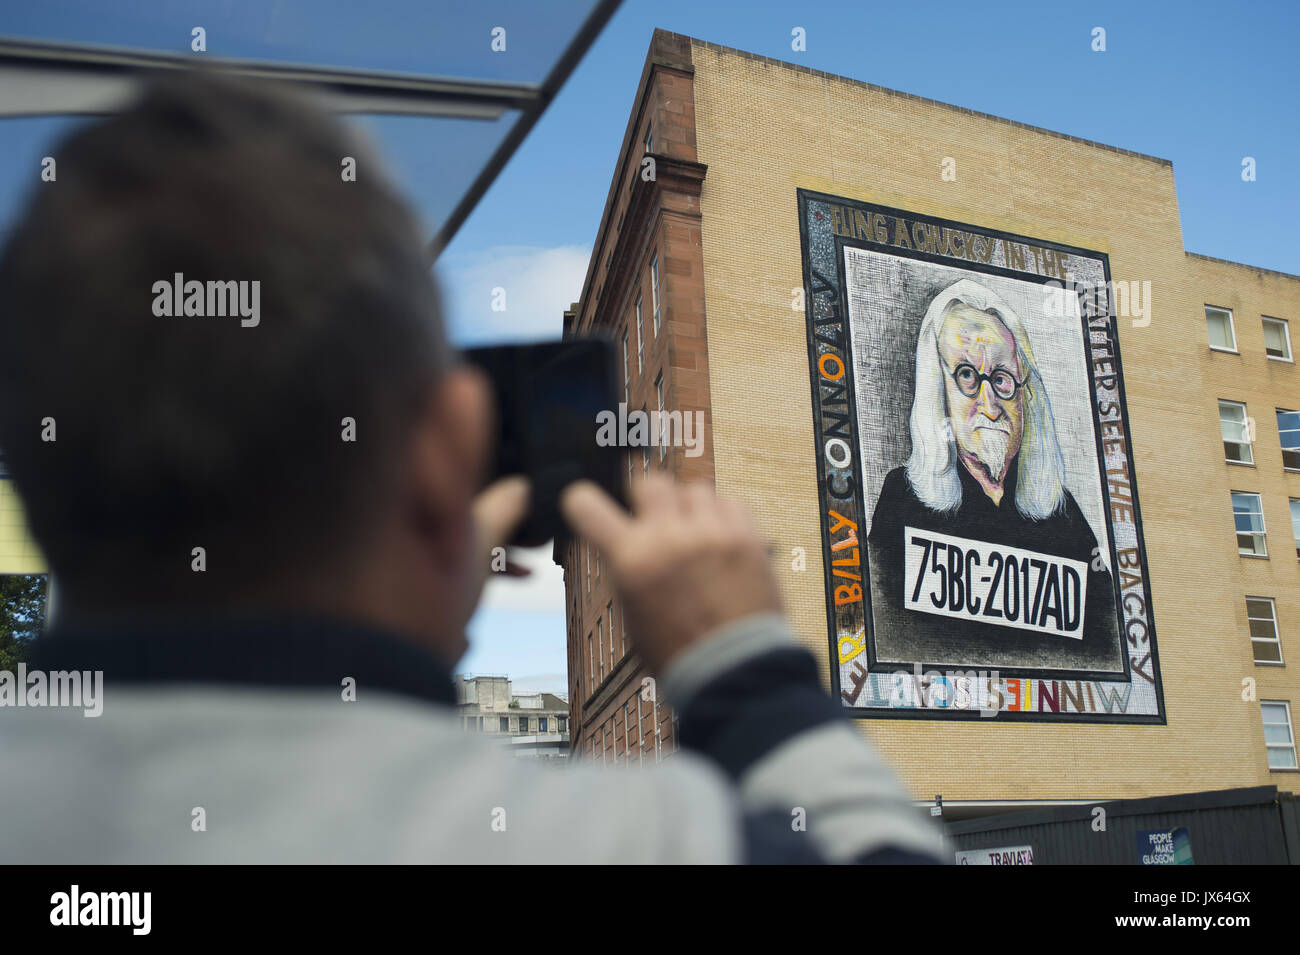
[865, 456, 1122, 673]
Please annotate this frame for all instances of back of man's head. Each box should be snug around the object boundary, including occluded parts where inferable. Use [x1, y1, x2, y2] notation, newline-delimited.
[0, 71, 449, 609]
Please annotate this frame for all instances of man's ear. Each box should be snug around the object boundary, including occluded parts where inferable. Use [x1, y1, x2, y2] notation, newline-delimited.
[409, 365, 494, 561]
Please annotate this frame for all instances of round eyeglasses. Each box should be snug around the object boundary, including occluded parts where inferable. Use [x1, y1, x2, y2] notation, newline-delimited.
[943, 361, 1026, 401]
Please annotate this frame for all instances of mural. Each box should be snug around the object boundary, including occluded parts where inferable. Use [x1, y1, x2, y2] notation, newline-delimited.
[799, 191, 1164, 723]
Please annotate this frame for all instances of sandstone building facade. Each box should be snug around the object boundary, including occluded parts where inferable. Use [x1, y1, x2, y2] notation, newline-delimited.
[559, 30, 1299, 812]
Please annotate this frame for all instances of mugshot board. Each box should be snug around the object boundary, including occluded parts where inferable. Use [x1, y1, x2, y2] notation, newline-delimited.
[798, 189, 1164, 723]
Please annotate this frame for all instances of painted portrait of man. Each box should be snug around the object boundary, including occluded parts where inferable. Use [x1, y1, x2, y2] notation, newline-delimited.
[867, 278, 1120, 669]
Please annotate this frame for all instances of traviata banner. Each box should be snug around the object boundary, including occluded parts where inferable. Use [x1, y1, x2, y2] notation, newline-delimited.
[798, 189, 1164, 723]
[955, 845, 1035, 865]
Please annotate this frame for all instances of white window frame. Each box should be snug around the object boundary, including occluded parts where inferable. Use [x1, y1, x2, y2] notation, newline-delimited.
[655, 373, 666, 461]
[1218, 399, 1253, 465]
[587, 631, 594, 685]
[1263, 316, 1293, 362]
[1290, 498, 1300, 561]
[650, 253, 661, 336]
[1278, 409, 1300, 471]
[607, 599, 615, 660]
[585, 540, 591, 592]
[597, 616, 605, 680]
[623, 700, 633, 764]
[644, 125, 653, 154]
[1262, 701, 1297, 770]
[1247, 596, 1284, 665]
[622, 331, 630, 403]
[1206, 305, 1237, 353]
[636, 296, 644, 372]
[1232, 490, 1268, 557]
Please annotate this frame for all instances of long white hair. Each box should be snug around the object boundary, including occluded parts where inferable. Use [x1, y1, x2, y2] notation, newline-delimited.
[904, 278, 1066, 519]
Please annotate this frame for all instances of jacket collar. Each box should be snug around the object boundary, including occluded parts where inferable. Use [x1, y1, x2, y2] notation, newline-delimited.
[29, 612, 458, 707]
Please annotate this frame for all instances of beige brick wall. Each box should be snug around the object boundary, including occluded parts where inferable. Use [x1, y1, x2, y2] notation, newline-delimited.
[688, 36, 1299, 800]
[0, 482, 44, 574]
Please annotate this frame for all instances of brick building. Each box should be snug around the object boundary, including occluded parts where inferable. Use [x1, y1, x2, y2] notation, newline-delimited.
[558, 29, 1299, 812]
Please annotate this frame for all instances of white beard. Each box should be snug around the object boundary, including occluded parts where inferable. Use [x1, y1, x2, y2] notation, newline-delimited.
[972, 428, 1011, 480]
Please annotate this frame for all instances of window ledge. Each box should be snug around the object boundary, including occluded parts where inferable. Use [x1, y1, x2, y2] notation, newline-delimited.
[1226, 459, 1256, 467]
[1266, 355, 1294, 364]
[1209, 346, 1240, 355]
[1239, 553, 1271, 560]
[1253, 660, 1286, 668]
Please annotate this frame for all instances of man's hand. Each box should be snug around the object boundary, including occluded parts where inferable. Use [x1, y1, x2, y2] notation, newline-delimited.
[470, 475, 532, 592]
[560, 474, 782, 674]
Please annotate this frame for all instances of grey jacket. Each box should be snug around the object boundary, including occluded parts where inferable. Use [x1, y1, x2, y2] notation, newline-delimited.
[0, 612, 942, 864]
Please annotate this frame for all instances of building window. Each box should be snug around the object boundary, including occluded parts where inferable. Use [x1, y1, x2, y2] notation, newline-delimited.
[655, 373, 665, 461]
[588, 631, 594, 685]
[518, 716, 529, 734]
[1278, 409, 1300, 470]
[539, 717, 548, 733]
[605, 600, 616, 660]
[644, 125, 653, 154]
[620, 602, 627, 654]
[1232, 491, 1267, 556]
[1263, 317, 1292, 361]
[636, 296, 644, 372]
[585, 541, 591, 592]
[597, 616, 605, 680]
[595, 547, 599, 580]
[500, 716, 509, 732]
[1291, 499, 1300, 560]
[1206, 305, 1237, 352]
[1248, 597, 1284, 664]
[622, 331, 630, 402]
[642, 407, 649, 472]
[1261, 701, 1297, 769]
[1219, 400, 1253, 464]
[558, 717, 567, 733]
[650, 253, 661, 336]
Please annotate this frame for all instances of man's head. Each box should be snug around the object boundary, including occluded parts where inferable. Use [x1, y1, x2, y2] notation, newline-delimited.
[904, 279, 1066, 519]
[936, 303, 1024, 482]
[0, 72, 493, 658]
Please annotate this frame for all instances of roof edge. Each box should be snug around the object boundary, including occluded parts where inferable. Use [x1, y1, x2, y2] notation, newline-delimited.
[668, 29, 1173, 168]
[1187, 250, 1300, 283]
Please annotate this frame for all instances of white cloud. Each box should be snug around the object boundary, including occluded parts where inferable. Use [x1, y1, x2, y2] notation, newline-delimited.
[437, 245, 589, 347]
[480, 543, 565, 613]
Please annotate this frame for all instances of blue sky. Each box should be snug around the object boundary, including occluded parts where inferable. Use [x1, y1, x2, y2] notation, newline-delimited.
[1, 1, 1296, 693]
